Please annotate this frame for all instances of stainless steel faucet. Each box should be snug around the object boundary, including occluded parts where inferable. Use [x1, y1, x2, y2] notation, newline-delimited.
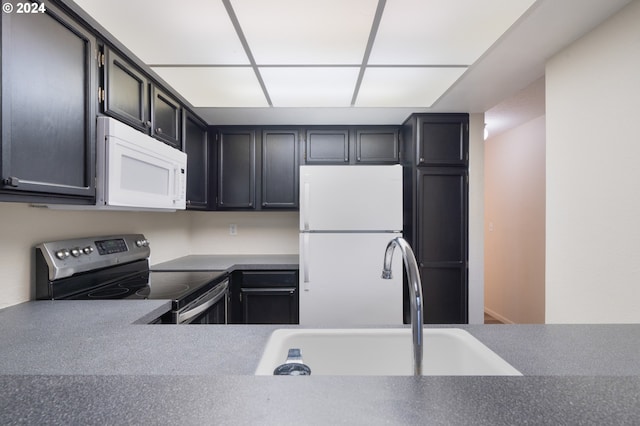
[381, 237, 424, 375]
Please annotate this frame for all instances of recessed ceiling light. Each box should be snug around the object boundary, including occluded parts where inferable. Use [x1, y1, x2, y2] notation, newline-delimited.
[356, 67, 467, 107]
[151, 67, 268, 107]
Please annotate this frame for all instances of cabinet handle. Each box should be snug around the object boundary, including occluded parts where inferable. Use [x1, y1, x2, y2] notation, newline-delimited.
[302, 233, 310, 290]
[2, 176, 19, 187]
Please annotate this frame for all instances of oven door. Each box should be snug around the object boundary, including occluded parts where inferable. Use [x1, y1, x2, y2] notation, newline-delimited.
[176, 279, 229, 324]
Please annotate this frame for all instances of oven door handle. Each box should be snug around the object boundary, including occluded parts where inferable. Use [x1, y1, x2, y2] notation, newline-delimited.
[178, 279, 229, 324]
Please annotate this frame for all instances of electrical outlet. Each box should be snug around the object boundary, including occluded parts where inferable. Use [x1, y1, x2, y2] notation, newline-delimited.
[229, 224, 238, 235]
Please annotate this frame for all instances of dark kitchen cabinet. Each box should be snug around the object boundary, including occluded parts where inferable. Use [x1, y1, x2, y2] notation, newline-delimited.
[217, 129, 256, 209]
[101, 47, 181, 149]
[1, 1, 96, 203]
[102, 47, 149, 133]
[261, 129, 299, 209]
[304, 128, 349, 164]
[416, 115, 468, 166]
[302, 127, 399, 165]
[183, 111, 210, 209]
[355, 128, 399, 164]
[151, 86, 182, 149]
[416, 168, 468, 323]
[402, 113, 469, 324]
[229, 270, 299, 324]
[213, 127, 299, 211]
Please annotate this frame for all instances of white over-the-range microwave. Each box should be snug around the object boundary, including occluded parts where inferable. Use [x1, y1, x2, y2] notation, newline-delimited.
[48, 117, 187, 211]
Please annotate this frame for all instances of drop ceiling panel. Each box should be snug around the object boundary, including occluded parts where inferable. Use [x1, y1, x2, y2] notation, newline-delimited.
[151, 67, 268, 107]
[73, 0, 249, 64]
[230, 0, 379, 64]
[369, 0, 537, 65]
[260, 67, 360, 107]
[355, 67, 468, 107]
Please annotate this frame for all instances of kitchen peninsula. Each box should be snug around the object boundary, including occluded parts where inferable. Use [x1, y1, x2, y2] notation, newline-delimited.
[1, 300, 639, 424]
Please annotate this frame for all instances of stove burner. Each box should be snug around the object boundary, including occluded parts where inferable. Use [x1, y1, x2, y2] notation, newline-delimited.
[87, 286, 131, 298]
[135, 283, 190, 299]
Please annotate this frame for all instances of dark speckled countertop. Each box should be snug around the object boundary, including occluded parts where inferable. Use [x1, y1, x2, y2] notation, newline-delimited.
[1, 300, 640, 424]
[151, 254, 299, 271]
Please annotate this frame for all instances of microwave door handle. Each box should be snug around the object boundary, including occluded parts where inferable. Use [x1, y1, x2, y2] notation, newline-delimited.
[173, 166, 183, 203]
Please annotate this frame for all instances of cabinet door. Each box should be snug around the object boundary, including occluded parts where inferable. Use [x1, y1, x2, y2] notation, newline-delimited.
[238, 271, 299, 324]
[355, 128, 399, 164]
[103, 47, 149, 133]
[1, 2, 95, 200]
[151, 86, 182, 149]
[262, 130, 299, 209]
[183, 111, 209, 209]
[241, 288, 298, 324]
[417, 115, 468, 166]
[217, 130, 256, 209]
[305, 129, 349, 164]
[416, 168, 468, 324]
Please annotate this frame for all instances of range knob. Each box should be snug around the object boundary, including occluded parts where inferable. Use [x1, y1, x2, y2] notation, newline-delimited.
[55, 249, 70, 260]
[70, 247, 82, 257]
[135, 239, 149, 248]
[83, 246, 94, 255]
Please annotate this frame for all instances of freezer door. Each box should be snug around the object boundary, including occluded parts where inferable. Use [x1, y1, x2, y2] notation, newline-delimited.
[299, 233, 403, 326]
[299, 165, 402, 231]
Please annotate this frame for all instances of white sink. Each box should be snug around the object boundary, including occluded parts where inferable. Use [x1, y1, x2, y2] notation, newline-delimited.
[255, 328, 522, 376]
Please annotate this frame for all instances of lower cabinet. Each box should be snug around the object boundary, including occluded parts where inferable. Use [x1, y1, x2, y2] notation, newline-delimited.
[229, 270, 299, 324]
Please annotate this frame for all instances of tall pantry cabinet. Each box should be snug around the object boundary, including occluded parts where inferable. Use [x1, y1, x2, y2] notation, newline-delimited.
[401, 114, 469, 324]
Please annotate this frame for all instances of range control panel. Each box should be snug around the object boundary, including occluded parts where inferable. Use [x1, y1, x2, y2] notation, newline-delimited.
[36, 234, 150, 281]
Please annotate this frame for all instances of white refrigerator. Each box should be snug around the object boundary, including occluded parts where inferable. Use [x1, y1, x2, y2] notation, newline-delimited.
[299, 165, 403, 326]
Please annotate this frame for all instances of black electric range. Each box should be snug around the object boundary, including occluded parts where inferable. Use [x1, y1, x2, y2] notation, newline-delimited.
[35, 234, 229, 324]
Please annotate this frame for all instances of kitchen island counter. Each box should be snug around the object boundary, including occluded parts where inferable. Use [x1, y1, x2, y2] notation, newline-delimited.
[1, 301, 639, 424]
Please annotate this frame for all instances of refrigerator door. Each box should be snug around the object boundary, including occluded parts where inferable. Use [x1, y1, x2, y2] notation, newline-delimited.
[299, 232, 403, 326]
[299, 165, 402, 232]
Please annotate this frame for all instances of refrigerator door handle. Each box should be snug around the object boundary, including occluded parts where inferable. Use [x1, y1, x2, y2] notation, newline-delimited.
[302, 182, 310, 231]
[302, 233, 310, 290]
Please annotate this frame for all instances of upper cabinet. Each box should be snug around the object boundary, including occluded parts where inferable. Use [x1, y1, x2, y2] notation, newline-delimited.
[100, 46, 182, 149]
[304, 129, 350, 164]
[355, 128, 399, 164]
[414, 115, 468, 166]
[215, 127, 300, 210]
[261, 129, 299, 209]
[303, 127, 399, 165]
[151, 86, 182, 149]
[1, 1, 96, 203]
[102, 47, 149, 133]
[183, 111, 210, 210]
[217, 129, 256, 210]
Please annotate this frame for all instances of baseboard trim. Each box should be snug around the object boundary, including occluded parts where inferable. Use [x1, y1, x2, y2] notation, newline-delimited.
[484, 307, 515, 324]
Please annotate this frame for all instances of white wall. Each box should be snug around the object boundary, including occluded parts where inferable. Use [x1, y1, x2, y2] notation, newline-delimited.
[190, 211, 299, 254]
[0, 202, 299, 310]
[545, 0, 640, 323]
[0, 202, 191, 309]
[468, 113, 485, 324]
[484, 115, 546, 324]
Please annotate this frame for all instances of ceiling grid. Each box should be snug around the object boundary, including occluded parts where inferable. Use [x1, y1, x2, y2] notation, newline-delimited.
[69, 0, 633, 125]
